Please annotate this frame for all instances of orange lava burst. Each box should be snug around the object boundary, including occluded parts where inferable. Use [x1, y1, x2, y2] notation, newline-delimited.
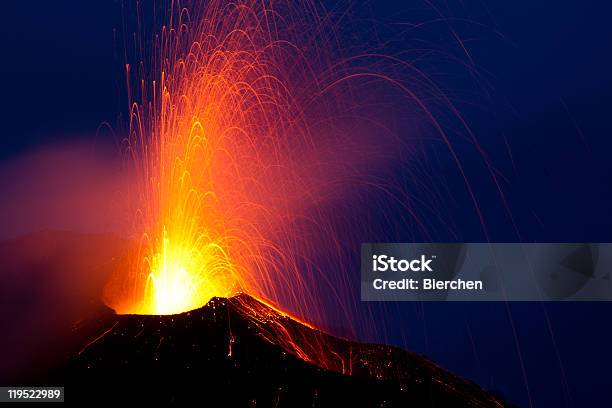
[102, 0, 407, 374]
[104, 0, 339, 317]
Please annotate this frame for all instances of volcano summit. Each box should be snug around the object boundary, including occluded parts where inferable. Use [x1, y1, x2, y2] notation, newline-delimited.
[43, 294, 506, 407]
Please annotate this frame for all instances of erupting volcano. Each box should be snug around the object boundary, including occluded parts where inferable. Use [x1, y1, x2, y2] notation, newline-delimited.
[31, 0, 511, 405]
[102, 0, 404, 373]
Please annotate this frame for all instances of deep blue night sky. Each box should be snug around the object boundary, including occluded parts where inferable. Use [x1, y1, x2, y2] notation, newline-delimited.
[2, 1, 612, 406]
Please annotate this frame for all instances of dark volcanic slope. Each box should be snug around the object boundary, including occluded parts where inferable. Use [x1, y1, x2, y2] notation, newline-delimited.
[47, 295, 506, 407]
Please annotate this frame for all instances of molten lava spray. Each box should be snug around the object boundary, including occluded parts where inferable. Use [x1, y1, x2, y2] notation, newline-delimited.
[104, 0, 316, 314]
[104, 0, 420, 372]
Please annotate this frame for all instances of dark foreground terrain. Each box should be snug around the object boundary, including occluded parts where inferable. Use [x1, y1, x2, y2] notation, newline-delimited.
[0, 232, 505, 406]
[37, 293, 506, 407]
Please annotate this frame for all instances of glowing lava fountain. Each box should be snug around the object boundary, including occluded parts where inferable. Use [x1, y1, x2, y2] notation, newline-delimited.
[103, 0, 427, 372]
[105, 0, 354, 318]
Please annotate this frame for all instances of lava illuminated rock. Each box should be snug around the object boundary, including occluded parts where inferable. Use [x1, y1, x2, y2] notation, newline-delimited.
[44, 294, 506, 407]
